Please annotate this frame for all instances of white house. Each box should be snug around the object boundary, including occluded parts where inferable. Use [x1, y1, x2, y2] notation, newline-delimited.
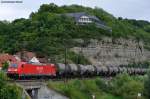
[63, 12, 111, 31]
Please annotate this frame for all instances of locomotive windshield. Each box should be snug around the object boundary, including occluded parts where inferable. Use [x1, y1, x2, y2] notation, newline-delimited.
[11, 63, 18, 68]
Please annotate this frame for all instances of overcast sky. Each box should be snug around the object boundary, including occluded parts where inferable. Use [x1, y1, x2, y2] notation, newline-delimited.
[0, 0, 150, 21]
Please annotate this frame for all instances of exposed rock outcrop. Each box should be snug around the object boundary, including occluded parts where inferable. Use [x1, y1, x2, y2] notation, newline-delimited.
[72, 37, 150, 66]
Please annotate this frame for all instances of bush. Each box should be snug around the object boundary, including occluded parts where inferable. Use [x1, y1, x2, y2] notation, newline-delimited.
[2, 61, 9, 70]
[94, 73, 145, 99]
[48, 78, 122, 99]
[0, 71, 8, 87]
[95, 78, 110, 92]
[121, 81, 144, 99]
[0, 72, 22, 99]
[107, 73, 144, 99]
[144, 71, 150, 99]
[0, 84, 22, 99]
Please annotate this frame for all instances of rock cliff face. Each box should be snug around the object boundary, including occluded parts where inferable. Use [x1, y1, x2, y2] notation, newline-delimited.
[72, 37, 150, 66]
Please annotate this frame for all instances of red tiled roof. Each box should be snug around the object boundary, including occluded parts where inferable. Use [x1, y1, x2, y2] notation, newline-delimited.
[0, 54, 17, 67]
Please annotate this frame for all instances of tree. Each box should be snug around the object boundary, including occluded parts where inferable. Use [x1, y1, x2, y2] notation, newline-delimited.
[2, 61, 9, 70]
[38, 3, 58, 13]
[118, 17, 123, 20]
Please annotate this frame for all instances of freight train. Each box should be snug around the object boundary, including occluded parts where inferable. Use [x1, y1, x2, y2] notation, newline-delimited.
[7, 61, 148, 79]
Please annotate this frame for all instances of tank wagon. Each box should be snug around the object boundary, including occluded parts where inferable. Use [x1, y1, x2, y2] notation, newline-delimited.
[7, 62, 148, 79]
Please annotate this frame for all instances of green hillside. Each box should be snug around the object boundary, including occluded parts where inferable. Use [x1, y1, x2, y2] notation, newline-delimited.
[0, 3, 150, 63]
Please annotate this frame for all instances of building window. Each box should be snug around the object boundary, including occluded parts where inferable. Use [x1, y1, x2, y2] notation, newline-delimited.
[78, 16, 93, 24]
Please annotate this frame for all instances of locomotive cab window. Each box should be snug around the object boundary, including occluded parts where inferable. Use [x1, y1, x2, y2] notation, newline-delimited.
[11, 63, 18, 68]
[21, 65, 24, 68]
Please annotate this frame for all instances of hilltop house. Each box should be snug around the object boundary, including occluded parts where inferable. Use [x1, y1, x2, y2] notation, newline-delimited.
[63, 12, 111, 31]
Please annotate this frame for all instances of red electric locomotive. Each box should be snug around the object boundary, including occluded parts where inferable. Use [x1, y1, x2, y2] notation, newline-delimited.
[7, 62, 57, 79]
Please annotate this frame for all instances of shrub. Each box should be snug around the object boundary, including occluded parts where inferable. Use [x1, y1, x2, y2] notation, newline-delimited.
[2, 61, 9, 70]
[110, 73, 144, 99]
[144, 71, 150, 99]
[95, 78, 110, 92]
[0, 72, 22, 99]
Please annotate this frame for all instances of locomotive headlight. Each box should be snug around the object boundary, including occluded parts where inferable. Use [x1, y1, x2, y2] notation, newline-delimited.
[8, 69, 11, 72]
[8, 69, 17, 72]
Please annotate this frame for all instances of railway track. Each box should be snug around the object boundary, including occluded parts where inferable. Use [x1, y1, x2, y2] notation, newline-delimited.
[6, 73, 147, 83]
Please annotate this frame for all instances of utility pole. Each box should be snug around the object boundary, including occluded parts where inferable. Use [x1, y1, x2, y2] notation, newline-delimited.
[20, 40, 26, 61]
[78, 40, 84, 64]
[65, 47, 67, 66]
[63, 39, 68, 83]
